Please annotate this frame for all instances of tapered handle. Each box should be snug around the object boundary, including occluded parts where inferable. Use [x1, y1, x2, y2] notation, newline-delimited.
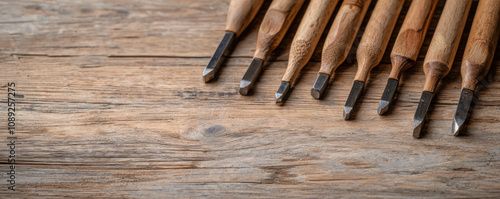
[254, 0, 306, 60]
[282, 0, 338, 87]
[319, 0, 372, 75]
[282, 0, 339, 86]
[225, 0, 265, 37]
[461, 0, 500, 91]
[389, 0, 438, 80]
[354, 0, 404, 83]
[423, 0, 472, 92]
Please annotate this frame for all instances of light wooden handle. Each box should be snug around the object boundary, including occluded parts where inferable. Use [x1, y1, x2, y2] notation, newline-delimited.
[354, 0, 404, 82]
[282, 0, 339, 85]
[225, 0, 265, 37]
[319, 0, 372, 75]
[461, 0, 500, 91]
[389, 0, 438, 80]
[254, 0, 306, 60]
[423, 0, 472, 92]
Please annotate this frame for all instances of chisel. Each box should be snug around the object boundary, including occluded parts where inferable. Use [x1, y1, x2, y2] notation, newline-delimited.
[275, 0, 339, 104]
[311, 0, 371, 99]
[343, 0, 404, 120]
[378, 0, 439, 115]
[413, 0, 472, 138]
[239, 0, 305, 95]
[452, 0, 500, 136]
[203, 0, 264, 83]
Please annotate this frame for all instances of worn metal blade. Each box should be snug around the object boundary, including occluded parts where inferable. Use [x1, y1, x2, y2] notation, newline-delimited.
[203, 31, 236, 82]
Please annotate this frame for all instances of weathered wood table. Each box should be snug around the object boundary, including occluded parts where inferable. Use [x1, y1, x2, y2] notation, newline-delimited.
[1, 0, 499, 198]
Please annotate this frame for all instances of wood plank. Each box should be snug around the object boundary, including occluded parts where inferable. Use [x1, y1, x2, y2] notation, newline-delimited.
[0, 0, 499, 198]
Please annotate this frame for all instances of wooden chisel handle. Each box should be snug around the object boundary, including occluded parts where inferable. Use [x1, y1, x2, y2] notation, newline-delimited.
[389, 0, 438, 80]
[226, 0, 265, 37]
[282, 0, 339, 86]
[354, 0, 404, 83]
[461, 0, 500, 91]
[254, 0, 305, 60]
[423, 0, 472, 92]
[319, 0, 371, 75]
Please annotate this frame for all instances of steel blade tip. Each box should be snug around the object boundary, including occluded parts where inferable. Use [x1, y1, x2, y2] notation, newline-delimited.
[202, 31, 236, 83]
[452, 88, 474, 136]
[239, 80, 252, 96]
[378, 78, 399, 115]
[452, 119, 462, 137]
[377, 100, 390, 115]
[413, 119, 424, 138]
[239, 58, 264, 96]
[275, 81, 291, 105]
[412, 91, 434, 138]
[202, 68, 215, 83]
[311, 73, 330, 99]
[343, 106, 353, 120]
[342, 80, 364, 120]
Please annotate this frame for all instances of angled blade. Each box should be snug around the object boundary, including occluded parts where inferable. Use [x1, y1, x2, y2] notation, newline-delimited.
[311, 73, 330, 99]
[343, 80, 364, 120]
[239, 58, 264, 95]
[413, 91, 434, 138]
[378, 78, 399, 115]
[452, 88, 474, 136]
[203, 31, 236, 82]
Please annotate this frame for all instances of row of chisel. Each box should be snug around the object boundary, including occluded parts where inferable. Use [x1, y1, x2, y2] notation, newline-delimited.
[202, 0, 500, 137]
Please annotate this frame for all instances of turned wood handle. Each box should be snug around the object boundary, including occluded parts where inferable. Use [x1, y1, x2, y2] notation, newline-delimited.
[282, 0, 339, 85]
[225, 0, 265, 37]
[461, 0, 500, 91]
[254, 0, 306, 60]
[319, 0, 372, 75]
[423, 0, 472, 92]
[354, 0, 404, 82]
[389, 0, 439, 80]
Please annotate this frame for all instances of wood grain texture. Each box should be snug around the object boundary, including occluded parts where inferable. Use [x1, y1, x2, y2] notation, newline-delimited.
[423, 0, 472, 92]
[225, 0, 265, 36]
[281, 0, 338, 86]
[461, 0, 500, 91]
[0, 0, 500, 198]
[254, 0, 305, 60]
[389, 0, 438, 80]
[354, 0, 404, 83]
[319, 0, 371, 76]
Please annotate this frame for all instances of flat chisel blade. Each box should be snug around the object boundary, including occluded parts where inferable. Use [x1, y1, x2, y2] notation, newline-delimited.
[275, 81, 292, 105]
[311, 73, 330, 99]
[413, 91, 434, 138]
[203, 31, 236, 83]
[343, 80, 364, 120]
[452, 88, 474, 136]
[378, 78, 399, 115]
[239, 58, 264, 95]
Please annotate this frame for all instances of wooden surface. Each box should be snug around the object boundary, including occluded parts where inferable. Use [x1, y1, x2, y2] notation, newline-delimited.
[1, 0, 500, 198]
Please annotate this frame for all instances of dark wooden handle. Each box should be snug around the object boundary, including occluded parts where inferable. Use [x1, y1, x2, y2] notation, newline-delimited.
[254, 0, 305, 60]
[282, 0, 339, 86]
[461, 0, 500, 91]
[423, 0, 472, 92]
[225, 0, 265, 37]
[319, 0, 372, 75]
[354, 0, 404, 83]
[389, 0, 439, 80]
